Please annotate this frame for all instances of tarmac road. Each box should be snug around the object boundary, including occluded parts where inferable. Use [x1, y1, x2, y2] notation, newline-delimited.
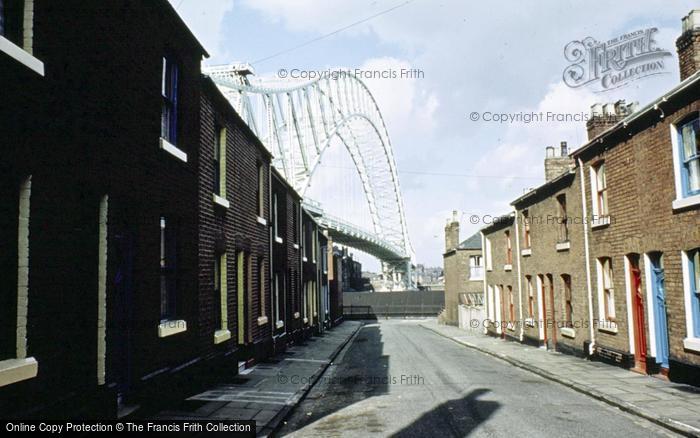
[277, 319, 678, 437]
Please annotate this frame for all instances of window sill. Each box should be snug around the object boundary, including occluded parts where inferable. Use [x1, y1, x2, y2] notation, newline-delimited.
[521, 248, 532, 257]
[213, 193, 230, 209]
[0, 36, 44, 76]
[276, 320, 284, 329]
[503, 264, 512, 271]
[0, 357, 38, 388]
[591, 215, 610, 229]
[159, 138, 188, 162]
[257, 216, 267, 226]
[158, 320, 187, 338]
[560, 327, 576, 338]
[257, 316, 269, 326]
[598, 322, 618, 334]
[672, 194, 700, 211]
[213, 329, 231, 344]
[556, 241, 571, 251]
[275, 236, 283, 244]
[294, 312, 300, 319]
[683, 337, 700, 353]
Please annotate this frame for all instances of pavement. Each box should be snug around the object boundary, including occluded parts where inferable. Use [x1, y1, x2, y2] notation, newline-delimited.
[420, 320, 700, 437]
[278, 319, 679, 437]
[150, 321, 362, 437]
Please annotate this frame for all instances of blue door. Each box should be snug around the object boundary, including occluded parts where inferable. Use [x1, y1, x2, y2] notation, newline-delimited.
[650, 255, 669, 369]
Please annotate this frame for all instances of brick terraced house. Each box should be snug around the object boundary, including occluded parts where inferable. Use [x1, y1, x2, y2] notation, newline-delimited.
[270, 167, 303, 351]
[481, 9, 700, 386]
[481, 214, 517, 339]
[572, 9, 700, 382]
[510, 143, 591, 356]
[442, 211, 484, 325]
[0, 0, 344, 419]
[199, 76, 276, 371]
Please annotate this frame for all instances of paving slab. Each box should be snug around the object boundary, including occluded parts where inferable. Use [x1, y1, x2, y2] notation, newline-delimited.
[149, 321, 362, 437]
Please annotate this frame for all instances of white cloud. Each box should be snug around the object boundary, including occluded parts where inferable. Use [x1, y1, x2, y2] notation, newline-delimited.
[173, 0, 699, 269]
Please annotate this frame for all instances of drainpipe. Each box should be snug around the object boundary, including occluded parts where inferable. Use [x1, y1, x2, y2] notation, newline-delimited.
[480, 231, 488, 335]
[512, 208, 524, 341]
[578, 158, 596, 355]
[513, 206, 525, 342]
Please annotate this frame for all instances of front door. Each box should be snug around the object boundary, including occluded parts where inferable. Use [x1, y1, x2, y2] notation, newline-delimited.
[650, 254, 669, 370]
[629, 255, 647, 373]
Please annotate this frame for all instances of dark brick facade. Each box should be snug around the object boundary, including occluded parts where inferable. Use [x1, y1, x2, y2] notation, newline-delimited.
[0, 0, 206, 417]
[198, 77, 274, 368]
[270, 168, 303, 349]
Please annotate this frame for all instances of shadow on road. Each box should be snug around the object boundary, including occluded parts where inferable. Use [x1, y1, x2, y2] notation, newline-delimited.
[390, 389, 499, 437]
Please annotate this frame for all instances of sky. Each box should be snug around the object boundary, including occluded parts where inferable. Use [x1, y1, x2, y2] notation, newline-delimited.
[169, 0, 699, 271]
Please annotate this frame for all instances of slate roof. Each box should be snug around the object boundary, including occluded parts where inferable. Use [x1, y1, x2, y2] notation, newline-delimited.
[457, 232, 482, 250]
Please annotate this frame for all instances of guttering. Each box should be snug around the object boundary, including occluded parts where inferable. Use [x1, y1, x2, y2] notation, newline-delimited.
[510, 169, 576, 208]
[571, 70, 700, 158]
[578, 157, 596, 355]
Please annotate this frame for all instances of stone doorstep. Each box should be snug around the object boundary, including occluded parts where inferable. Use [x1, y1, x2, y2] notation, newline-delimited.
[420, 323, 700, 438]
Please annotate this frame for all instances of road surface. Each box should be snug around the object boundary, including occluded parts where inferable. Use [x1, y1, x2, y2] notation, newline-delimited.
[277, 319, 677, 437]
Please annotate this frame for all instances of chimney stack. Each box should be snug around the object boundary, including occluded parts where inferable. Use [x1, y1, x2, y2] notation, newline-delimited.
[445, 210, 460, 251]
[585, 100, 637, 140]
[677, 9, 700, 81]
[544, 142, 574, 181]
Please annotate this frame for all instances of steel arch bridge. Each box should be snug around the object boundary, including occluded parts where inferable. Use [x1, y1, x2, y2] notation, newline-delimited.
[204, 64, 414, 289]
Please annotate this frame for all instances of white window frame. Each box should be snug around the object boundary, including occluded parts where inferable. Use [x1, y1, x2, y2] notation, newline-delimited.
[596, 257, 618, 333]
[670, 117, 700, 210]
[589, 162, 610, 228]
[214, 253, 231, 343]
[682, 249, 700, 352]
[0, 0, 43, 75]
[0, 176, 38, 387]
[273, 193, 282, 243]
[536, 275, 545, 340]
[494, 285, 502, 334]
[485, 238, 493, 271]
[469, 255, 483, 280]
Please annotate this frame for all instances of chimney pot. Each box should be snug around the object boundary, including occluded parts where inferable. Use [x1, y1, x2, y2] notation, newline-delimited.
[546, 146, 555, 158]
[682, 9, 700, 33]
[677, 9, 700, 81]
[560, 141, 568, 156]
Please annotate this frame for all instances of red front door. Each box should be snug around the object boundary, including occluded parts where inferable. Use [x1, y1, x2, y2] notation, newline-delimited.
[629, 255, 647, 373]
